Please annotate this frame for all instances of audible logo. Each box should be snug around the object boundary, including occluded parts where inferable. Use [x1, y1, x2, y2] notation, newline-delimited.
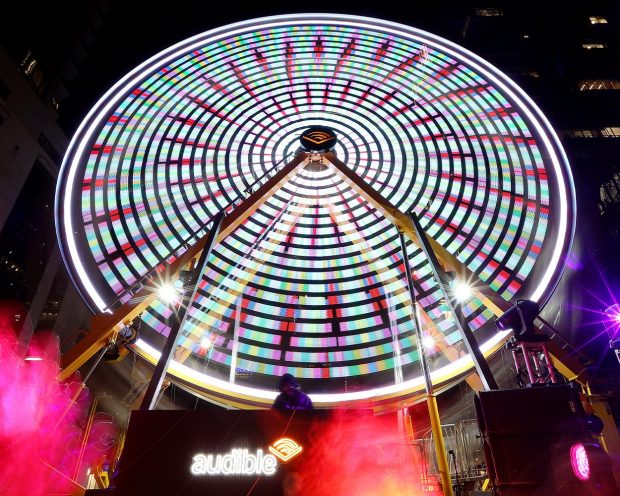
[303, 130, 333, 145]
[299, 126, 337, 151]
[269, 437, 303, 462]
[190, 449, 277, 476]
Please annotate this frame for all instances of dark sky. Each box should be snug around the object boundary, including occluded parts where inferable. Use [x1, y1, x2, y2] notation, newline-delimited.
[15, 0, 473, 135]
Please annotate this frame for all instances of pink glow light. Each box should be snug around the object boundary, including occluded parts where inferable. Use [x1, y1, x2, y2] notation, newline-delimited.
[0, 322, 118, 495]
[570, 442, 590, 481]
[285, 409, 441, 496]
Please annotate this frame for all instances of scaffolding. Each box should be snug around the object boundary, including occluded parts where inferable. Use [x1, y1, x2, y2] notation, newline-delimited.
[415, 420, 488, 494]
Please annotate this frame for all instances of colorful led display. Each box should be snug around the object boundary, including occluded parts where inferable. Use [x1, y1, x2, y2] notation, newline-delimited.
[56, 15, 575, 405]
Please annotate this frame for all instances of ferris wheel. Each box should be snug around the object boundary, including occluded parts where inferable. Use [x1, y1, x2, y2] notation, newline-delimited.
[56, 14, 575, 409]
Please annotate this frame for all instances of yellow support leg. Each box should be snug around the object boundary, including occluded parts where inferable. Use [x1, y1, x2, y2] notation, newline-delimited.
[427, 394, 454, 496]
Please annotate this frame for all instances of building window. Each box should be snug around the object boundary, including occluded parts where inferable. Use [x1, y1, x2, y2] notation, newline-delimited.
[563, 130, 597, 138]
[601, 127, 620, 138]
[579, 80, 620, 90]
[589, 16, 608, 24]
[563, 128, 620, 138]
[0, 160, 56, 303]
[36, 270, 68, 331]
[582, 43, 607, 49]
[475, 8, 503, 16]
[599, 168, 620, 237]
[600, 169, 620, 205]
[18, 50, 46, 95]
[522, 70, 540, 78]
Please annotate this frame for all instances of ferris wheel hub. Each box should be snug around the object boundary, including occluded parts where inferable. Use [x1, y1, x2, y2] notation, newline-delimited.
[299, 126, 338, 152]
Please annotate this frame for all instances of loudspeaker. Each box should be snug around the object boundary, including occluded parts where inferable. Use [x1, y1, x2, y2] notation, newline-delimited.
[475, 384, 617, 496]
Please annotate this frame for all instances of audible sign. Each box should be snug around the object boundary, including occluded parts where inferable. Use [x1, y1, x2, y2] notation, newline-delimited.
[269, 437, 303, 462]
[190, 437, 303, 477]
[191, 449, 278, 476]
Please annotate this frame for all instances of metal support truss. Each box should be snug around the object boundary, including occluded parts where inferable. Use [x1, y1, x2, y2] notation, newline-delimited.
[139, 212, 223, 410]
[58, 153, 310, 380]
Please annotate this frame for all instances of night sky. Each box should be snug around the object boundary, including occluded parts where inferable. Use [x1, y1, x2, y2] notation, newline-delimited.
[5, 0, 477, 134]
[5, 0, 579, 134]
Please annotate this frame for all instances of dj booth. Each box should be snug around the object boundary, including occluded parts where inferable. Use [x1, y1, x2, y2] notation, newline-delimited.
[85, 385, 619, 496]
[86, 408, 400, 496]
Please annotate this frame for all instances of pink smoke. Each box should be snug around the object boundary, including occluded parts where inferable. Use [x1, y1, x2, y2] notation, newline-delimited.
[284, 409, 442, 496]
[0, 320, 118, 495]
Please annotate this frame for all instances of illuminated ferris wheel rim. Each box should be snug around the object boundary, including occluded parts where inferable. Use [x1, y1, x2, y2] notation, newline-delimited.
[56, 13, 576, 406]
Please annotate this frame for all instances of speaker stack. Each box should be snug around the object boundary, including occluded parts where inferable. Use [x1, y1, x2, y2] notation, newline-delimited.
[474, 383, 618, 495]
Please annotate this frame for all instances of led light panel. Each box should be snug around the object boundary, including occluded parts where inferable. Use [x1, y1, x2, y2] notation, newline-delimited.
[56, 14, 575, 405]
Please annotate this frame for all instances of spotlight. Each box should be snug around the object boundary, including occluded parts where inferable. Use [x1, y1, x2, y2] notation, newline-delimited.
[604, 303, 620, 338]
[452, 281, 473, 302]
[570, 442, 590, 481]
[495, 299, 540, 337]
[446, 271, 473, 302]
[119, 322, 139, 345]
[564, 441, 619, 494]
[200, 337, 212, 349]
[584, 414, 604, 436]
[606, 303, 620, 320]
[103, 343, 121, 362]
[158, 282, 181, 304]
[422, 335, 436, 351]
[105, 322, 140, 362]
[605, 303, 620, 364]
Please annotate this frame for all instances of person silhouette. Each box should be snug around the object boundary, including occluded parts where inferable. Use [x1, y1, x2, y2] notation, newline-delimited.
[272, 373, 313, 411]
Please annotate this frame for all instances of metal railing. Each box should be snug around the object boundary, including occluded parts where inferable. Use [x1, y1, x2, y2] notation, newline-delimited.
[414, 419, 488, 492]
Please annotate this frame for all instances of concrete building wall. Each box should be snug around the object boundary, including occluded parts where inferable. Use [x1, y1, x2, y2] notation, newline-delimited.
[0, 46, 91, 347]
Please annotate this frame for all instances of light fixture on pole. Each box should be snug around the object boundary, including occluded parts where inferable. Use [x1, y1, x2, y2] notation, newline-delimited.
[496, 300, 558, 386]
[495, 299, 540, 338]
[604, 303, 620, 364]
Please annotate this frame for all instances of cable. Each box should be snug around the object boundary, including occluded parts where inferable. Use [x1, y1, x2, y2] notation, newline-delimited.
[449, 449, 461, 496]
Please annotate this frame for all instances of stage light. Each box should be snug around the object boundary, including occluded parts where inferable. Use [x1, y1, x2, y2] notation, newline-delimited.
[422, 335, 436, 351]
[452, 281, 473, 302]
[584, 414, 605, 436]
[119, 322, 139, 345]
[495, 299, 540, 337]
[104, 322, 140, 363]
[570, 442, 590, 481]
[24, 341, 47, 362]
[605, 304, 620, 364]
[605, 304, 620, 321]
[103, 343, 121, 362]
[604, 303, 620, 336]
[201, 337, 212, 349]
[158, 283, 180, 304]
